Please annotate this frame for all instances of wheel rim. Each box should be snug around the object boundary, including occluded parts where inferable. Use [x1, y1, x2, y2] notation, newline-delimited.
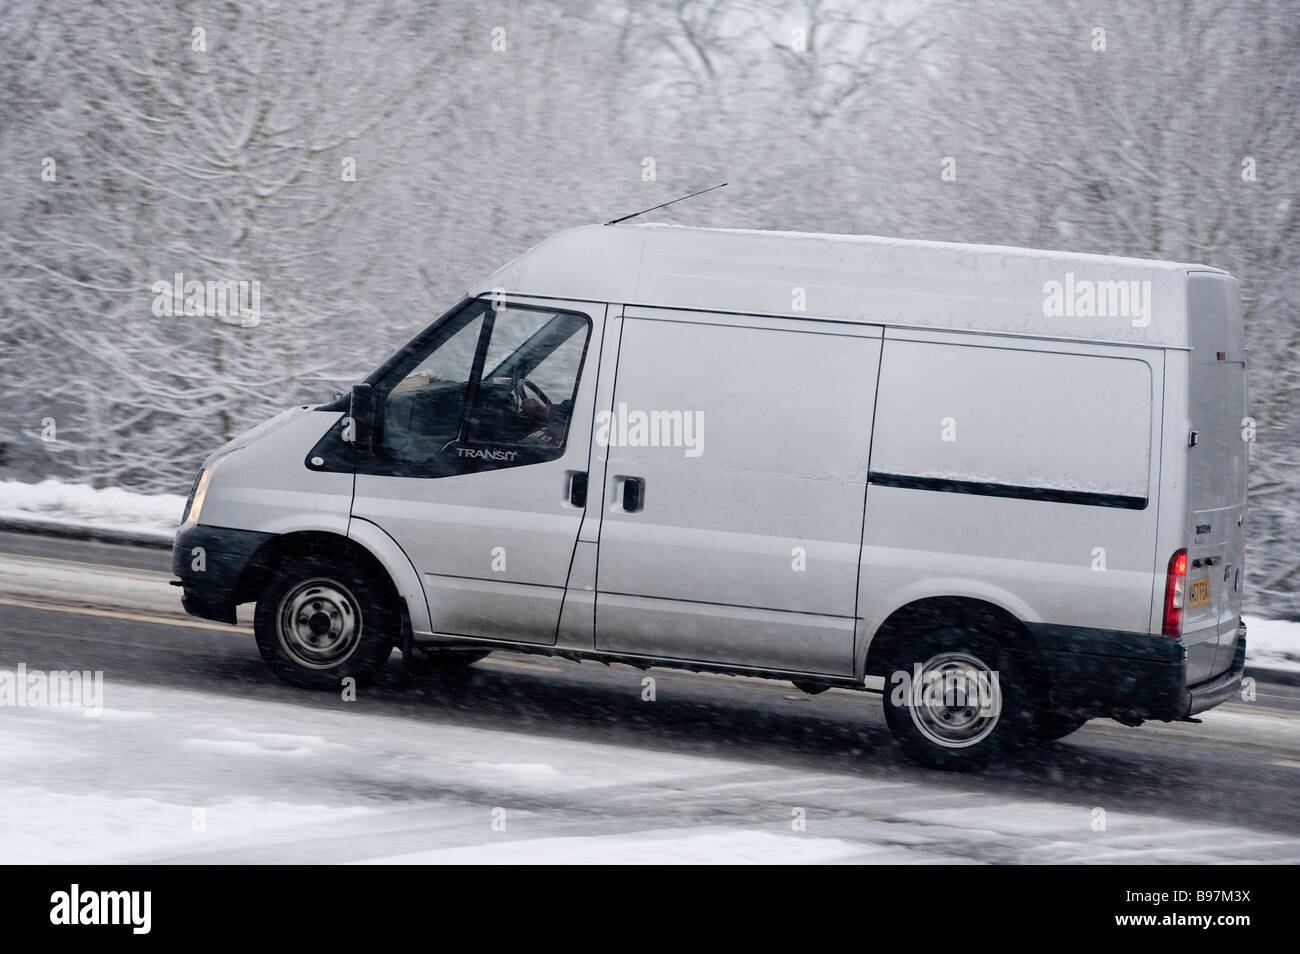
[907, 650, 1003, 749]
[276, 577, 362, 670]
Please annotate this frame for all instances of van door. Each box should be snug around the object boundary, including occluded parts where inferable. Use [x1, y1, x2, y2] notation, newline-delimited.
[1187, 272, 1248, 676]
[592, 309, 880, 675]
[350, 296, 603, 645]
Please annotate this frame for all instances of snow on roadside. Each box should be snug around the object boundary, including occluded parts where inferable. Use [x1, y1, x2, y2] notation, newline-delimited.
[0, 479, 181, 541]
[1243, 616, 1300, 676]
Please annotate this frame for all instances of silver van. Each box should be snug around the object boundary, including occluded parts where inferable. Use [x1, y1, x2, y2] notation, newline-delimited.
[172, 224, 1249, 767]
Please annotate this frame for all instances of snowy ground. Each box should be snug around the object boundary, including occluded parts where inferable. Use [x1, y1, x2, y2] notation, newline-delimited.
[3, 678, 1298, 864]
[1244, 617, 1300, 676]
[0, 478, 181, 543]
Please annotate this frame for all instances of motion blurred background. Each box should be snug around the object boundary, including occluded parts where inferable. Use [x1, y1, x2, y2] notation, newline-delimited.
[1, 0, 1296, 616]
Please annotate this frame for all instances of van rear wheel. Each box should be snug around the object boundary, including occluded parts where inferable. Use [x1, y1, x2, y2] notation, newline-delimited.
[881, 627, 1033, 769]
[254, 555, 396, 690]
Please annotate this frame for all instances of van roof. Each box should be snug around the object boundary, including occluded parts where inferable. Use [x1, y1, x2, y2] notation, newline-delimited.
[469, 224, 1228, 348]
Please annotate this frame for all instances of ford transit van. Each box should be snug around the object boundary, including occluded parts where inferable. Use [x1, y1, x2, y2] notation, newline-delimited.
[172, 224, 1249, 767]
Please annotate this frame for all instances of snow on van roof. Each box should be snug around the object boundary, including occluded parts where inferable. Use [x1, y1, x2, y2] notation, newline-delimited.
[469, 224, 1228, 348]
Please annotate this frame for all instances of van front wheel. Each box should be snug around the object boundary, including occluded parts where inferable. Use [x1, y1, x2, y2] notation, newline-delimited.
[254, 555, 396, 690]
[881, 627, 1033, 769]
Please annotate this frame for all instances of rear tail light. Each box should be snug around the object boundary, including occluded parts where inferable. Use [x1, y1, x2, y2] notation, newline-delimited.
[1162, 548, 1188, 636]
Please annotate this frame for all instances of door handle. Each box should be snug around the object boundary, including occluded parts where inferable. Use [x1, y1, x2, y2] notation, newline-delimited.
[567, 471, 588, 508]
[613, 475, 644, 512]
[621, 476, 645, 513]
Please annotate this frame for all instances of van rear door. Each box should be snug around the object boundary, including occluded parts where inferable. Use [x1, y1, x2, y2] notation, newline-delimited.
[1186, 272, 1248, 677]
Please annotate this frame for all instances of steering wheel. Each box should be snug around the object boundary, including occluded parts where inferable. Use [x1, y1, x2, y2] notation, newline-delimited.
[509, 372, 552, 414]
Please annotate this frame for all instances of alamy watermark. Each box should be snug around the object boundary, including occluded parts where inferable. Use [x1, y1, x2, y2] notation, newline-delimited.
[888, 664, 1000, 715]
[0, 664, 103, 715]
[151, 272, 261, 327]
[50, 885, 150, 934]
[1042, 272, 1152, 328]
[594, 403, 704, 458]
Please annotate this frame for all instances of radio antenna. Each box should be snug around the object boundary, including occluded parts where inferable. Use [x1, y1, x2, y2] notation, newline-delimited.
[604, 182, 728, 226]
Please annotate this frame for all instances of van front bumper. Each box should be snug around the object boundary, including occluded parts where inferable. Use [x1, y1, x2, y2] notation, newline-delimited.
[1029, 620, 1247, 722]
[172, 523, 273, 624]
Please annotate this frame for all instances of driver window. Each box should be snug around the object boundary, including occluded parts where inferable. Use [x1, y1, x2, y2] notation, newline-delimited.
[466, 308, 589, 453]
[379, 300, 590, 472]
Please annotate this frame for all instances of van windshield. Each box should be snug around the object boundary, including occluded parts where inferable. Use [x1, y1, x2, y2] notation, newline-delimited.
[374, 299, 590, 471]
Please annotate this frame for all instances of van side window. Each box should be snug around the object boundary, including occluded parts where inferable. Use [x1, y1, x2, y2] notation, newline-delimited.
[378, 300, 590, 474]
[467, 310, 589, 452]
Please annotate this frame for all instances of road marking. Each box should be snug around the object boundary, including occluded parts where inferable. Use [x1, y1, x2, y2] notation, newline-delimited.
[1219, 702, 1299, 719]
[0, 596, 248, 633]
[0, 550, 173, 577]
[1269, 759, 1300, 770]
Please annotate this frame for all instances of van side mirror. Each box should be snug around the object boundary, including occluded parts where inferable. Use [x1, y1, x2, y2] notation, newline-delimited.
[348, 383, 375, 453]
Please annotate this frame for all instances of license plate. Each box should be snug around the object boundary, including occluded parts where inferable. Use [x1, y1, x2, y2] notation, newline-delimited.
[1188, 577, 1211, 607]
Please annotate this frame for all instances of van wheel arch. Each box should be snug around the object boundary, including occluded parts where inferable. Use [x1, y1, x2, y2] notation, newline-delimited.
[235, 531, 400, 612]
[864, 597, 1050, 706]
[240, 532, 490, 675]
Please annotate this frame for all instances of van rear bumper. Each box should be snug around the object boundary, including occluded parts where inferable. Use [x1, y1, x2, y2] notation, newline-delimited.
[1186, 633, 1247, 717]
[1028, 620, 1246, 722]
[172, 523, 273, 625]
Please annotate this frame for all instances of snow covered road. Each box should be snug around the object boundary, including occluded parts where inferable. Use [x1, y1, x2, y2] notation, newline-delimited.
[2, 531, 1299, 864]
[5, 677, 1299, 864]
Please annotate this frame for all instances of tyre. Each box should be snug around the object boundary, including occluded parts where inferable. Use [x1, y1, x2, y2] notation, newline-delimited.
[881, 626, 1034, 769]
[254, 554, 397, 689]
[1030, 710, 1089, 743]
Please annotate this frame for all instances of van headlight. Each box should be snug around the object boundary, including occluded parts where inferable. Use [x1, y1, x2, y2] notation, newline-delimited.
[183, 465, 215, 526]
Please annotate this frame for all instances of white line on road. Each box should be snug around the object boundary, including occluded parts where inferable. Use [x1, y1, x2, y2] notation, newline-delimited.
[0, 595, 247, 633]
